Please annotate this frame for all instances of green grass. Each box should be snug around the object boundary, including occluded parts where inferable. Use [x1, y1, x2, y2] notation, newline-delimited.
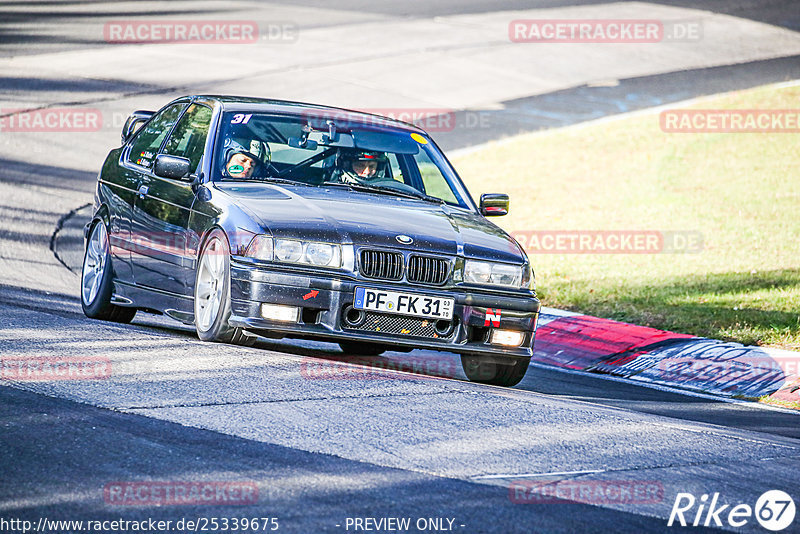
[452, 83, 800, 350]
[758, 396, 800, 410]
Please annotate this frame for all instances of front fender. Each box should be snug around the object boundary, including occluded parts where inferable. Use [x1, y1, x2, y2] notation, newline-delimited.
[188, 185, 266, 265]
[84, 205, 110, 242]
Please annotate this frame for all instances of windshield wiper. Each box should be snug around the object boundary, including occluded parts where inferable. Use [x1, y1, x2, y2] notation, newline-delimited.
[326, 182, 445, 204]
[259, 176, 313, 186]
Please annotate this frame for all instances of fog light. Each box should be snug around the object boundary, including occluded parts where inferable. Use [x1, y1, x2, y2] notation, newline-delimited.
[260, 303, 300, 322]
[489, 329, 524, 347]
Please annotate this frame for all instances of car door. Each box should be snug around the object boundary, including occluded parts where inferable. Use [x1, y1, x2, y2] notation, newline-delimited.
[124, 101, 187, 293]
[99, 150, 138, 283]
[131, 102, 213, 295]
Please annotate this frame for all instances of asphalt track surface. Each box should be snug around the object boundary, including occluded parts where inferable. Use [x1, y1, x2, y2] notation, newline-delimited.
[2, 1, 800, 533]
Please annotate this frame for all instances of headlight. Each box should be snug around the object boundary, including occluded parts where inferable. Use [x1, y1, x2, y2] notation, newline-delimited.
[244, 235, 274, 261]
[245, 235, 342, 268]
[305, 242, 336, 266]
[523, 263, 536, 291]
[491, 263, 522, 286]
[464, 260, 492, 284]
[275, 239, 303, 262]
[464, 260, 523, 288]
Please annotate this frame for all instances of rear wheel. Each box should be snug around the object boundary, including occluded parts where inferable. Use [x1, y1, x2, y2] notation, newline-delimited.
[81, 221, 136, 323]
[194, 229, 256, 346]
[338, 340, 386, 356]
[460, 354, 530, 387]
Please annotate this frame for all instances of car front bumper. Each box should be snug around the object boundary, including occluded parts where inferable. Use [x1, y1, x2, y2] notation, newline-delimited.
[227, 257, 540, 358]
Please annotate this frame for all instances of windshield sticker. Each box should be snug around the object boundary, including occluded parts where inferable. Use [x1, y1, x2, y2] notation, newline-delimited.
[228, 164, 244, 173]
[410, 133, 428, 144]
[231, 114, 252, 124]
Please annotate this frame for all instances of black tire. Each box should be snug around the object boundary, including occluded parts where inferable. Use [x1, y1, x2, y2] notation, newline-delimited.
[193, 229, 256, 346]
[460, 354, 530, 387]
[338, 340, 386, 356]
[81, 221, 136, 323]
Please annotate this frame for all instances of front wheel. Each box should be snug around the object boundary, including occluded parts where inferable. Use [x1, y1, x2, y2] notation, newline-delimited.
[81, 221, 136, 323]
[461, 354, 530, 387]
[194, 229, 256, 346]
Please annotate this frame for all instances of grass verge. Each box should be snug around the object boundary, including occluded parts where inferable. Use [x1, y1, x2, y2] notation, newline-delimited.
[452, 83, 800, 350]
[758, 396, 800, 411]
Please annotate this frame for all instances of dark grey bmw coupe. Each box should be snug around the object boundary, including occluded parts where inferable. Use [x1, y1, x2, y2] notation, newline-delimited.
[82, 95, 540, 386]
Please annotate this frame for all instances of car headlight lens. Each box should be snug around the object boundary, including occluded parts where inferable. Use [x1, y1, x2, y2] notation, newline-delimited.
[464, 260, 523, 288]
[305, 242, 336, 266]
[464, 260, 492, 284]
[246, 235, 342, 268]
[275, 239, 303, 262]
[523, 263, 536, 291]
[491, 263, 522, 287]
[244, 235, 274, 261]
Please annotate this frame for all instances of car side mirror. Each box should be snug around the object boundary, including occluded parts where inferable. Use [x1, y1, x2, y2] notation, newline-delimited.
[121, 110, 154, 144]
[480, 193, 509, 216]
[153, 154, 191, 180]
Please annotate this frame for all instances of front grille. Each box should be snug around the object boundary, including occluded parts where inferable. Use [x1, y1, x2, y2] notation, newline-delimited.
[360, 249, 403, 280]
[359, 248, 451, 285]
[343, 312, 453, 339]
[407, 255, 450, 285]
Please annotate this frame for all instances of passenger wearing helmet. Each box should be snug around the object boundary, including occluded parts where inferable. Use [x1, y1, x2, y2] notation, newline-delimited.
[222, 138, 270, 179]
[336, 149, 389, 184]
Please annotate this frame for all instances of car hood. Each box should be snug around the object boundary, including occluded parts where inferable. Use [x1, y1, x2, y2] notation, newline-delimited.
[214, 182, 524, 263]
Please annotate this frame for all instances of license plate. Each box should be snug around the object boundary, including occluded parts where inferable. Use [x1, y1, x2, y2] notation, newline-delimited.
[354, 287, 454, 320]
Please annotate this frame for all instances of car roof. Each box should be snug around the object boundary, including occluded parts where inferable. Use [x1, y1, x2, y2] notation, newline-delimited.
[186, 95, 427, 134]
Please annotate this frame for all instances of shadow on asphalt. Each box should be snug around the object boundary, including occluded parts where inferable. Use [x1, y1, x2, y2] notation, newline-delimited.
[0, 158, 95, 193]
[0, 75, 154, 94]
[0, 5, 227, 24]
[243, 0, 800, 31]
[438, 55, 800, 150]
[2, 386, 692, 533]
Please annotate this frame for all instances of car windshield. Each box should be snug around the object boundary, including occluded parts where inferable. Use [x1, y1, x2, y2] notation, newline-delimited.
[214, 112, 472, 208]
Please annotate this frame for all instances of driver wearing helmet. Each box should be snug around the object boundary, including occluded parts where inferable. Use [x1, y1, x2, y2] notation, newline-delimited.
[336, 149, 389, 184]
[223, 138, 270, 179]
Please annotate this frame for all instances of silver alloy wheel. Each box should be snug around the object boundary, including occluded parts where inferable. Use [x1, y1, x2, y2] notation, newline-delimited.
[82, 223, 109, 306]
[195, 236, 226, 331]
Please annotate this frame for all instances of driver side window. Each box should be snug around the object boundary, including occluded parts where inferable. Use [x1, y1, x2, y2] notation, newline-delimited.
[127, 103, 185, 170]
[162, 103, 213, 174]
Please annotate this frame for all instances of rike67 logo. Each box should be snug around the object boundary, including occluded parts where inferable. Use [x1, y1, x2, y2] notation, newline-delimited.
[668, 490, 795, 531]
